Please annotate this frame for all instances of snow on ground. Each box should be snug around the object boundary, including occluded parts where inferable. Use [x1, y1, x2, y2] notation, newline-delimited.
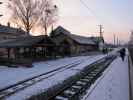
[5, 55, 106, 100]
[6, 69, 79, 100]
[0, 55, 105, 90]
[0, 48, 123, 100]
[82, 56, 129, 100]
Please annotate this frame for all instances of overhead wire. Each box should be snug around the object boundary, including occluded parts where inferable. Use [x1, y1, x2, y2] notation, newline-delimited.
[79, 0, 102, 25]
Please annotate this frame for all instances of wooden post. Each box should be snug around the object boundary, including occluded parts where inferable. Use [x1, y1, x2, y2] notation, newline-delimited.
[43, 47, 45, 57]
[7, 48, 10, 58]
[22, 47, 26, 58]
[32, 47, 36, 58]
[34, 47, 36, 59]
[54, 45, 57, 59]
[30, 47, 32, 58]
[14, 48, 17, 59]
[15, 48, 20, 59]
[45, 47, 46, 57]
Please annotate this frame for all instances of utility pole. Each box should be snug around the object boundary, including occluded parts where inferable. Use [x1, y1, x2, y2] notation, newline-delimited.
[98, 25, 103, 38]
[117, 37, 119, 46]
[114, 34, 116, 46]
[130, 31, 133, 42]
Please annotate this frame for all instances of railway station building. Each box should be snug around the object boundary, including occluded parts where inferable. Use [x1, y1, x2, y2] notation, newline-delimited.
[0, 26, 104, 67]
[0, 23, 27, 40]
[0, 35, 56, 67]
[50, 26, 104, 56]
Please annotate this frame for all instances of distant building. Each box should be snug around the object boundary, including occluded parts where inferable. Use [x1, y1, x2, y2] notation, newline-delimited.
[50, 26, 104, 55]
[0, 24, 27, 40]
[90, 36, 104, 51]
[129, 31, 133, 46]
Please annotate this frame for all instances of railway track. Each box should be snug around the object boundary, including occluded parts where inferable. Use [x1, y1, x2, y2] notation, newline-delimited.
[0, 55, 116, 100]
[28, 55, 117, 100]
[0, 56, 94, 99]
[53, 56, 116, 100]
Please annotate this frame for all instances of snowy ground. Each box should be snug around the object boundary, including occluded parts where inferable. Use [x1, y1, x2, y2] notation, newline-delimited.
[0, 48, 125, 100]
[4, 55, 106, 100]
[82, 55, 129, 100]
[0, 55, 105, 90]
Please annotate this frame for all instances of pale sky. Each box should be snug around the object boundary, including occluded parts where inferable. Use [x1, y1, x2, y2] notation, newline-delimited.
[0, 0, 133, 44]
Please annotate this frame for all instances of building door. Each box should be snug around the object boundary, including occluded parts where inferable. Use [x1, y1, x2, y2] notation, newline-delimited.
[60, 40, 71, 56]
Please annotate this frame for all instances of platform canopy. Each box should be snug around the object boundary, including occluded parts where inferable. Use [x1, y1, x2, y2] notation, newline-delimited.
[0, 36, 56, 48]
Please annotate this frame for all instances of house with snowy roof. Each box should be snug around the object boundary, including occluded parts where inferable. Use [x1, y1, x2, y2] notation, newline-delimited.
[0, 23, 27, 40]
[0, 35, 56, 67]
[0, 26, 105, 66]
[50, 26, 104, 55]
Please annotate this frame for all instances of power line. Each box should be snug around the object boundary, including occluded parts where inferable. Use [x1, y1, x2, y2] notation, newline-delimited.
[79, 0, 102, 24]
[79, 0, 105, 38]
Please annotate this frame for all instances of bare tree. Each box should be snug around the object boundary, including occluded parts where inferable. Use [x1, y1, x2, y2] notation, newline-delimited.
[39, 0, 58, 35]
[8, 0, 58, 35]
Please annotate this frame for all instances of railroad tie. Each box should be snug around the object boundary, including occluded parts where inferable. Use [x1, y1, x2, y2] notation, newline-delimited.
[55, 96, 68, 100]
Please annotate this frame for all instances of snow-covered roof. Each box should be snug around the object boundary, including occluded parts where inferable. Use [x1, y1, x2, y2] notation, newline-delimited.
[51, 26, 71, 36]
[70, 34, 96, 45]
[0, 25, 26, 36]
[0, 36, 55, 48]
[51, 26, 97, 45]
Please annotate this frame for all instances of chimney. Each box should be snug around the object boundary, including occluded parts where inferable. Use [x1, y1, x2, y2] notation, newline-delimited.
[7, 22, 10, 27]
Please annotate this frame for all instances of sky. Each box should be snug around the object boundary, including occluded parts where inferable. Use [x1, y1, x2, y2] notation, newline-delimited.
[0, 0, 133, 44]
